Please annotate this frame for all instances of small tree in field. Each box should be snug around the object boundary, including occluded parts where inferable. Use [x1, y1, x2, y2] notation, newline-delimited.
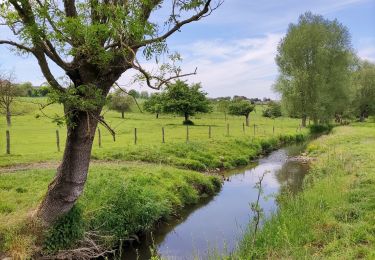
[143, 93, 163, 118]
[0, 72, 19, 127]
[108, 90, 134, 119]
[262, 101, 282, 118]
[162, 80, 211, 125]
[229, 100, 255, 126]
[217, 99, 230, 121]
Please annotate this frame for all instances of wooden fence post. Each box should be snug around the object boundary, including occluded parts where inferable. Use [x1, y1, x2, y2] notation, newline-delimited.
[134, 128, 137, 145]
[209, 125, 211, 139]
[56, 130, 60, 152]
[186, 125, 189, 143]
[6, 130, 10, 155]
[98, 128, 102, 148]
[162, 127, 165, 143]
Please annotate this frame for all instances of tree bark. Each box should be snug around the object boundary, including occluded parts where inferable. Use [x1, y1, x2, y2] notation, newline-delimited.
[6, 106, 11, 127]
[36, 109, 100, 224]
[121, 111, 124, 119]
[245, 114, 249, 127]
[184, 113, 189, 122]
[301, 115, 307, 127]
[156, 113, 159, 119]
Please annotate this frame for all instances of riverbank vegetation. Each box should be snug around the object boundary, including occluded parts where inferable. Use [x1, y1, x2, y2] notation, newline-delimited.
[235, 122, 375, 259]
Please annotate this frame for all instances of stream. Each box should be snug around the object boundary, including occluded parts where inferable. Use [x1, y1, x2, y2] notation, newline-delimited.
[123, 144, 309, 259]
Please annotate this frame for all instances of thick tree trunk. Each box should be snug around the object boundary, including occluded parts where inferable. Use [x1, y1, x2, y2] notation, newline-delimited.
[121, 111, 124, 119]
[36, 110, 100, 224]
[184, 113, 189, 122]
[6, 106, 11, 127]
[156, 113, 159, 119]
[301, 115, 307, 127]
[245, 114, 249, 127]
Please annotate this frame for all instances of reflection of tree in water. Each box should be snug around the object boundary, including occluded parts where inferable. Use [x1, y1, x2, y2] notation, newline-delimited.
[275, 160, 310, 194]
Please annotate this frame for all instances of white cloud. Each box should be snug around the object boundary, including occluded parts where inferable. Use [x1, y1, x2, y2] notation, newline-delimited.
[178, 34, 283, 98]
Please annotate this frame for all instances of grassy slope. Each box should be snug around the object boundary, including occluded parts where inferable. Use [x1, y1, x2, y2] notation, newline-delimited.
[0, 163, 220, 258]
[235, 122, 375, 259]
[0, 98, 307, 257]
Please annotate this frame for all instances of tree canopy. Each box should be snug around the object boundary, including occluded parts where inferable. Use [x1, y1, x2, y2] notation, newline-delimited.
[228, 100, 255, 126]
[161, 80, 211, 124]
[275, 12, 354, 126]
[108, 89, 134, 118]
[352, 60, 375, 121]
[143, 93, 163, 118]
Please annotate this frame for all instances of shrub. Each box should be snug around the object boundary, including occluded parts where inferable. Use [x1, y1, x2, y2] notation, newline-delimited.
[308, 124, 333, 134]
[43, 205, 85, 253]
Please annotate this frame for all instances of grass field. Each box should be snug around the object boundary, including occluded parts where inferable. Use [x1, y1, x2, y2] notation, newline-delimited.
[234, 122, 375, 259]
[0, 97, 309, 258]
[0, 98, 307, 168]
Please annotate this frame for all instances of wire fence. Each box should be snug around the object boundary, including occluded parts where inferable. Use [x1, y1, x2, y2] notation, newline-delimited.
[1, 122, 304, 155]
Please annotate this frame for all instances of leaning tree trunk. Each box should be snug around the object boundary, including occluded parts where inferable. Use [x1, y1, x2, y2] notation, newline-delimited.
[6, 106, 11, 127]
[36, 109, 100, 224]
[245, 114, 250, 127]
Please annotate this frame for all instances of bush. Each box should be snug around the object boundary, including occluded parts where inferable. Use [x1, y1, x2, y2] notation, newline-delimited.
[43, 205, 85, 253]
[308, 124, 333, 134]
[183, 119, 194, 125]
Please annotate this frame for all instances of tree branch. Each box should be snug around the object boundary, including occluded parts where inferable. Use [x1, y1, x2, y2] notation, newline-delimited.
[0, 40, 34, 53]
[132, 0, 220, 48]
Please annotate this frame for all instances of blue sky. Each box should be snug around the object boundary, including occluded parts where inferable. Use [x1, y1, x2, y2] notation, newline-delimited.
[0, 0, 374, 98]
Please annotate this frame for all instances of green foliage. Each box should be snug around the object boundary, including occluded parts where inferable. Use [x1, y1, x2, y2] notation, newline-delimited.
[275, 12, 354, 124]
[161, 80, 211, 123]
[143, 93, 163, 117]
[352, 60, 375, 120]
[308, 124, 333, 134]
[228, 100, 255, 118]
[216, 100, 230, 115]
[43, 205, 85, 253]
[107, 89, 134, 118]
[262, 101, 282, 118]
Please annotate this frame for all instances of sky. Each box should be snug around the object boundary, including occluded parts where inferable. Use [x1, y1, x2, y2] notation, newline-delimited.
[0, 0, 374, 99]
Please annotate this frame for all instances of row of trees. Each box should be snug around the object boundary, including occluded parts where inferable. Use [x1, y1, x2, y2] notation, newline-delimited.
[275, 12, 375, 126]
[142, 81, 256, 125]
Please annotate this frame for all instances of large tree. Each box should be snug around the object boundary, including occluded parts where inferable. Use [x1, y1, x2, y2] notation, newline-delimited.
[352, 60, 375, 121]
[275, 12, 353, 126]
[228, 100, 255, 126]
[0, 0, 219, 225]
[162, 80, 211, 124]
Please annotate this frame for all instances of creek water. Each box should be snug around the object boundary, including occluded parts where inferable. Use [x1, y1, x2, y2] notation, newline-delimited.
[122, 144, 309, 259]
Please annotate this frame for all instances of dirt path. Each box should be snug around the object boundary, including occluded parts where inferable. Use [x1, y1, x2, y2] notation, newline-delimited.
[0, 160, 133, 174]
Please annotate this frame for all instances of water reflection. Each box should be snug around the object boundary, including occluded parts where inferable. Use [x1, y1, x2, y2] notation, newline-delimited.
[123, 144, 309, 260]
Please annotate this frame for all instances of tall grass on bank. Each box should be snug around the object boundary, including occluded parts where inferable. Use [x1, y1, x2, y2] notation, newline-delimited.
[0, 163, 220, 258]
[234, 123, 375, 259]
